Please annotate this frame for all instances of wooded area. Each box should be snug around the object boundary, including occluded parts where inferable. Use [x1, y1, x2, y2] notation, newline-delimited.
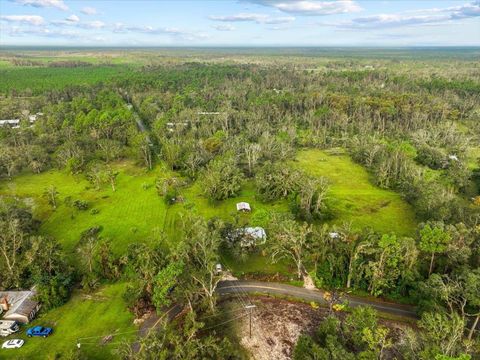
[0, 48, 479, 359]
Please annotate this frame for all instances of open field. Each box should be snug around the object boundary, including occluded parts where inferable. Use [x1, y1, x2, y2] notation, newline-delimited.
[1, 283, 134, 360]
[293, 149, 417, 236]
[0, 149, 417, 275]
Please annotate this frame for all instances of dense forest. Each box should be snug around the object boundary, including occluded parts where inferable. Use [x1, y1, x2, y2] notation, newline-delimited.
[0, 49, 479, 359]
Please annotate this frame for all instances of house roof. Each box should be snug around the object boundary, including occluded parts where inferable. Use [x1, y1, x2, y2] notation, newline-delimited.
[0, 289, 38, 319]
[242, 227, 266, 239]
[236, 202, 251, 211]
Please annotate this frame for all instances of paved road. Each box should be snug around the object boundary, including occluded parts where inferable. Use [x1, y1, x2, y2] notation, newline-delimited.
[217, 280, 417, 319]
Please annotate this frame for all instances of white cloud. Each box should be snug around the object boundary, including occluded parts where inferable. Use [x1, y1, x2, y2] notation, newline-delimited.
[81, 7, 97, 15]
[212, 24, 236, 31]
[8, 27, 80, 38]
[337, 1, 480, 29]
[51, 17, 104, 29]
[14, 0, 68, 11]
[81, 20, 105, 29]
[0, 15, 45, 26]
[247, 0, 362, 15]
[209, 13, 295, 24]
[112, 23, 208, 41]
[264, 16, 295, 24]
[66, 14, 80, 23]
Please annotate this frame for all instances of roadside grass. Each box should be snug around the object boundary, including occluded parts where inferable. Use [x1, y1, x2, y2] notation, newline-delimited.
[293, 149, 417, 236]
[1, 283, 134, 360]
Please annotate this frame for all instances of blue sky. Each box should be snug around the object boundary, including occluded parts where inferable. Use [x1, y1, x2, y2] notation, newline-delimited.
[0, 0, 479, 46]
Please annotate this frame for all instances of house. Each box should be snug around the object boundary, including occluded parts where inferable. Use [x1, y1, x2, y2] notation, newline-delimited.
[0, 288, 40, 324]
[0, 113, 42, 129]
[236, 202, 251, 212]
[238, 227, 266, 248]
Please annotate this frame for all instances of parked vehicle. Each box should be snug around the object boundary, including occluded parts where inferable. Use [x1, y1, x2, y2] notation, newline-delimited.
[2, 339, 24, 349]
[26, 326, 52, 338]
[215, 263, 223, 275]
[0, 321, 19, 337]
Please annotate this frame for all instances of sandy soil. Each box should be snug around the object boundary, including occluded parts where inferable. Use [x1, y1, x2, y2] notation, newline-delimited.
[232, 297, 327, 360]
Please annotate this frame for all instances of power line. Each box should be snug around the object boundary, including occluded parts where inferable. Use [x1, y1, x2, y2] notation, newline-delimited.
[203, 313, 249, 331]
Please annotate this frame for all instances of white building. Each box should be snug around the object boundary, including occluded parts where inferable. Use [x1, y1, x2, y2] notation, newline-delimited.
[236, 202, 251, 212]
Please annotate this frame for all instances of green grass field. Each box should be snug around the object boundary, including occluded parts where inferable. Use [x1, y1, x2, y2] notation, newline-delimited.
[1, 163, 167, 255]
[0, 149, 417, 270]
[0, 161, 291, 274]
[293, 149, 417, 236]
[1, 283, 135, 360]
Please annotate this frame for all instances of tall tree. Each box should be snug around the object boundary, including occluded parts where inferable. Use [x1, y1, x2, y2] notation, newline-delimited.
[419, 224, 451, 276]
[174, 214, 223, 313]
[269, 216, 313, 279]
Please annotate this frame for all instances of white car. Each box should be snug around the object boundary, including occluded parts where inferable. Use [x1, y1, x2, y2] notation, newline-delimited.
[215, 263, 223, 274]
[2, 339, 24, 349]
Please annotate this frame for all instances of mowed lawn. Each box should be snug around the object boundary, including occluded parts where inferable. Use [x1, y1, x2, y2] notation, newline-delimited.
[293, 149, 417, 236]
[0, 162, 168, 255]
[1, 283, 135, 360]
[0, 161, 291, 275]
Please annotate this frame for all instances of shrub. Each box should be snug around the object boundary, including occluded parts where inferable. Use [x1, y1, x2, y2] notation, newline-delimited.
[73, 199, 89, 210]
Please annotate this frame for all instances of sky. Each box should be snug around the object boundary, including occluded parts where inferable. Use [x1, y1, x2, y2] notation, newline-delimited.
[0, 0, 479, 46]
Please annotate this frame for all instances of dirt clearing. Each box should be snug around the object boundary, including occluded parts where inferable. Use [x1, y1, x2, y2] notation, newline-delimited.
[225, 296, 327, 360]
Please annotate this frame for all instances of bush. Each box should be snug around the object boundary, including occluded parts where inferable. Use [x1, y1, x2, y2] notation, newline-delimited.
[415, 144, 446, 169]
[73, 199, 89, 210]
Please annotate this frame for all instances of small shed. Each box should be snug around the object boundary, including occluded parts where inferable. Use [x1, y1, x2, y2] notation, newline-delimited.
[0, 288, 40, 324]
[236, 202, 251, 212]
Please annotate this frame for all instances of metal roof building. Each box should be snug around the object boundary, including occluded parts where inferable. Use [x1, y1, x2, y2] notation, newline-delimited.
[0, 288, 40, 324]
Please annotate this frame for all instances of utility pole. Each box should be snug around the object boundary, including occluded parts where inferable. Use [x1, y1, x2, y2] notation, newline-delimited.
[245, 304, 256, 338]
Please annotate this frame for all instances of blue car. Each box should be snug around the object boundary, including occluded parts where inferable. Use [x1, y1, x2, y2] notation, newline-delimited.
[26, 326, 53, 338]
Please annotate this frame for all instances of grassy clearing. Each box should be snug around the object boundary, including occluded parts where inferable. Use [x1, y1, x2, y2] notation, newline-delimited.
[0, 150, 416, 273]
[0, 161, 290, 274]
[1, 283, 134, 360]
[293, 149, 417, 236]
[1, 162, 167, 255]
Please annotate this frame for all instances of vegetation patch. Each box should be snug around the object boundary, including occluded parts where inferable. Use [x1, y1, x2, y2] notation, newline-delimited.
[293, 149, 417, 235]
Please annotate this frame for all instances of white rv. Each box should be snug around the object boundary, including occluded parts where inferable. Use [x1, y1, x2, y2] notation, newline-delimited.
[0, 320, 19, 337]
